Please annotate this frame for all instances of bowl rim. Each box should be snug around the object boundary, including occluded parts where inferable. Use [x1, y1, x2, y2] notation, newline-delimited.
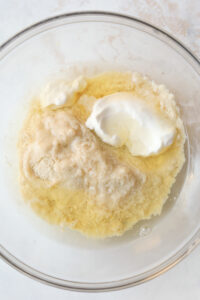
[0, 11, 200, 292]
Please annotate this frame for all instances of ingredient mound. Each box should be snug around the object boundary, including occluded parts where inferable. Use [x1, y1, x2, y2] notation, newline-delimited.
[18, 72, 185, 237]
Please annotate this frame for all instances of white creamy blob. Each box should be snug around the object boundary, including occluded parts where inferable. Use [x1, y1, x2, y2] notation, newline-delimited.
[86, 92, 176, 157]
[40, 76, 87, 107]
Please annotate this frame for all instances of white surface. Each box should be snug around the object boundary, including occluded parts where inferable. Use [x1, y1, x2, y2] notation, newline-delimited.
[0, 0, 200, 299]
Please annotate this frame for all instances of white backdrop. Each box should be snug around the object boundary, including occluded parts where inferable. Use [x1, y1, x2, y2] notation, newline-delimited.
[0, 1, 200, 299]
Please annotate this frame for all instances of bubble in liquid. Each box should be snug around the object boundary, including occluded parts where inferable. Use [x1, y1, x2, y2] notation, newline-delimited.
[139, 225, 151, 237]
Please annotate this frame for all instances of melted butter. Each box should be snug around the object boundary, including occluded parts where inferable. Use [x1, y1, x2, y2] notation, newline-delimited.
[19, 72, 185, 238]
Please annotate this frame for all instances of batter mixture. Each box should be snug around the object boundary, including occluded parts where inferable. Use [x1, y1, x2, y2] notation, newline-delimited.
[18, 72, 185, 237]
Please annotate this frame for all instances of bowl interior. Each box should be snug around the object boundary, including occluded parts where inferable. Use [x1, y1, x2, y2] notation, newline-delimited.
[0, 13, 200, 290]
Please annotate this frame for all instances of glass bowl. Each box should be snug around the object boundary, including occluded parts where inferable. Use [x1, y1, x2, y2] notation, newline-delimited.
[0, 12, 200, 292]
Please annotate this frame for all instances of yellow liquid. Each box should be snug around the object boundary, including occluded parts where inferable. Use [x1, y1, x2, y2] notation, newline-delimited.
[19, 72, 185, 238]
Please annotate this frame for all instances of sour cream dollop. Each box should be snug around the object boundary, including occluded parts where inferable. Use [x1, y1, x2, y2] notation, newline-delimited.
[86, 92, 176, 157]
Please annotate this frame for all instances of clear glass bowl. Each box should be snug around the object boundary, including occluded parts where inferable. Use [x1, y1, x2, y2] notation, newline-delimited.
[0, 12, 200, 292]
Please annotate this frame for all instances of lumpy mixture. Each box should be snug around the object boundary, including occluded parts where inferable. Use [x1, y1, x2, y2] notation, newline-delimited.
[18, 72, 185, 237]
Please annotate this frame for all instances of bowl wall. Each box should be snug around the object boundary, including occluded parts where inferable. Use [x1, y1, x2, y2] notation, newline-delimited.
[0, 12, 200, 291]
